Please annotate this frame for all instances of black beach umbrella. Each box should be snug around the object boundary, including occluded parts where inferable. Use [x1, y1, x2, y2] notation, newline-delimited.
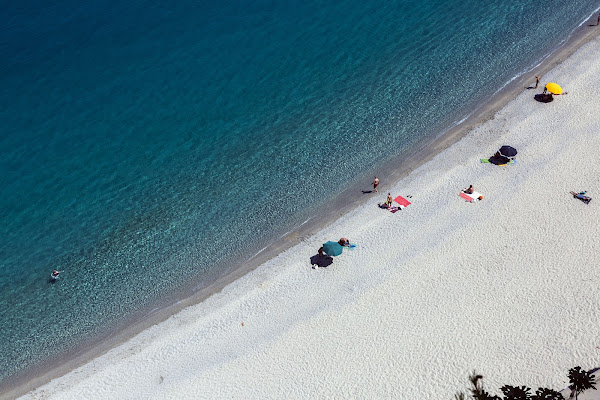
[499, 145, 517, 158]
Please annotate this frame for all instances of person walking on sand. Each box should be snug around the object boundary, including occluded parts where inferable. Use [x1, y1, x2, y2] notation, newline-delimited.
[373, 176, 379, 193]
[534, 75, 541, 89]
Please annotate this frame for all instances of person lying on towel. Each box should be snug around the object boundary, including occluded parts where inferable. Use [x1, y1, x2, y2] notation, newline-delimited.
[575, 191, 592, 203]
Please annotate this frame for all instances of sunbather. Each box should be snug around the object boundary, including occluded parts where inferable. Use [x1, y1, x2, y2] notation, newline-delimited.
[574, 191, 592, 204]
[463, 185, 474, 194]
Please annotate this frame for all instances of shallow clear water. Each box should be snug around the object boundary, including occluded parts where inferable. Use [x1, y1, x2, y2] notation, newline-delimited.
[0, 0, 597, 383]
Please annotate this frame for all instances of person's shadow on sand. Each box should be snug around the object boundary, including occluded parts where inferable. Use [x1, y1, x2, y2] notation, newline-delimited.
[310, 254, 333, 268]
[362, 190, 373, 194]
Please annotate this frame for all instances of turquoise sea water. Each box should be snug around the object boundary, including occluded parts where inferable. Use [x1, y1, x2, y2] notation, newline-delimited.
[1, 0, 598, 384]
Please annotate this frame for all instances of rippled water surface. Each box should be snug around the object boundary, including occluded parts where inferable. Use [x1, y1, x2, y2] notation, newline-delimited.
[1, 0, 598, 383]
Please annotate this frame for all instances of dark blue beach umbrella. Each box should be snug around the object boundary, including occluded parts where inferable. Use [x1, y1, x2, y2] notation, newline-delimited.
[322, 241, 344, 257]
[499, 145, 518, 157]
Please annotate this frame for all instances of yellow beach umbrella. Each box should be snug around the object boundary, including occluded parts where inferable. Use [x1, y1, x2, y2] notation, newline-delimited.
[545, 82, 563, 95]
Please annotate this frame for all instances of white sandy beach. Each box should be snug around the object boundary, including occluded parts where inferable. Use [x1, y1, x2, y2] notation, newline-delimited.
[17, 34, 600, 400]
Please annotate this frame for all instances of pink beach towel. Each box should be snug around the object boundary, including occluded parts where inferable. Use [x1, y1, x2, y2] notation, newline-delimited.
[394, 196, 411, 207]
[459, 192, 472, 202]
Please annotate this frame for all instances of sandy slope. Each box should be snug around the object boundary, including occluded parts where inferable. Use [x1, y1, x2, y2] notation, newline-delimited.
[20, 35, 600, 400]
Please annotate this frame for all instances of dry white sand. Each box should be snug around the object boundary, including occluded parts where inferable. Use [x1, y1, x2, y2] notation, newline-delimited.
[20, 35, 600, 400]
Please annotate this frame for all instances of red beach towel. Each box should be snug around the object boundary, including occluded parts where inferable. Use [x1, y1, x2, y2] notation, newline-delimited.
[459, 192, 472, 202]
[459, 191, 482, 202]
[394, 196, 411, 207]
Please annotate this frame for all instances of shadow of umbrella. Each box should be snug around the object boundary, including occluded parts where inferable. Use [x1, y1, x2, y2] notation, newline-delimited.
[489, 155, 510, 165]
[310, 254, 334, 268]
[534, 94, 554, 103]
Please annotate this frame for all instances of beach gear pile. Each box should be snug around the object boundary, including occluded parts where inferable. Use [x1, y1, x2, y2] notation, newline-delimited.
[534, 82, 565, 103]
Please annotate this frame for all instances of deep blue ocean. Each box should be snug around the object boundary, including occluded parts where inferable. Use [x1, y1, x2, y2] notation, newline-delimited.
[1, 0, 598, 384]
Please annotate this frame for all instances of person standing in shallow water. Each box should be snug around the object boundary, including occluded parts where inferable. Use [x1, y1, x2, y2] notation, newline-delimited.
[51, 269, 64, 280]
[373, 176, 379, 193]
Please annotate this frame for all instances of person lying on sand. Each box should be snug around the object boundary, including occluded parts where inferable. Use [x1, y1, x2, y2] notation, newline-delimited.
[573, 191, 592, 204]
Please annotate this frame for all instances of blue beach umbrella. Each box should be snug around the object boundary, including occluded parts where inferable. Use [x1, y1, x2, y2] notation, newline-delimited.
[322, 241, 344, 257]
